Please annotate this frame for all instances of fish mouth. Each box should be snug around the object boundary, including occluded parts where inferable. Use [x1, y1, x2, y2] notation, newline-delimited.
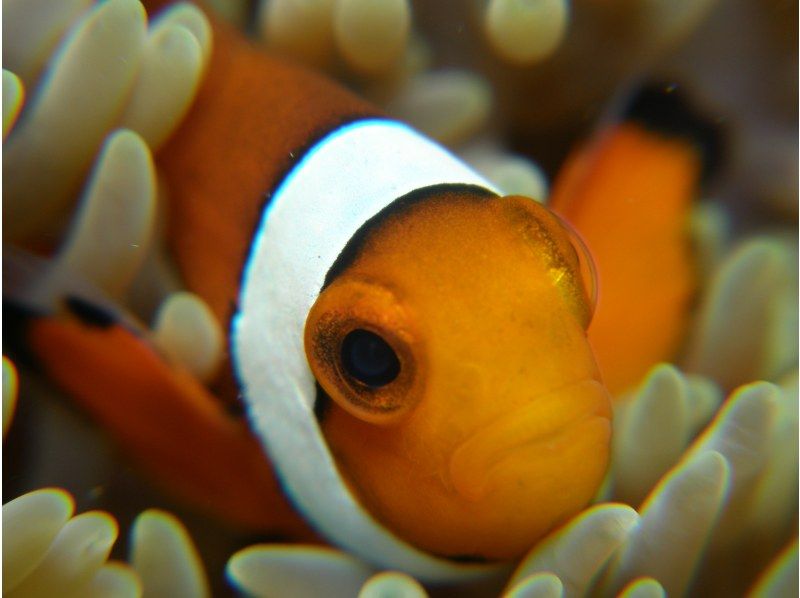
[448, 378, 611, 502]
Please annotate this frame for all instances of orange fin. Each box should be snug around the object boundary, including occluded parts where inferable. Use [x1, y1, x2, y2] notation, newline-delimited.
[550, 83, 721, 394]
[8, 296, 315, 540]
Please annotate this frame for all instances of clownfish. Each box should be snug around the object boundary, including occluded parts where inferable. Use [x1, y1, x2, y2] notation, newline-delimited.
[3, 1, 717, 584]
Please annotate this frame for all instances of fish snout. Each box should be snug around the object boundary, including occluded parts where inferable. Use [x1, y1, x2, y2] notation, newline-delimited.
[449, 378, 612, 503]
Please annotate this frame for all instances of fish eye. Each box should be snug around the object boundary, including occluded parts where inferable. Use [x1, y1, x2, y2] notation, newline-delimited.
[341, 329, 400, 387]
[549, 211, 598, 325]
[562, 220, 598, 319]
[501, 196, 597, 327]
[304, 278, 423, 424]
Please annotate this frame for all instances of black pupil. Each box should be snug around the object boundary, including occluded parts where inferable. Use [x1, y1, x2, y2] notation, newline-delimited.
[340, 329, 400, 388]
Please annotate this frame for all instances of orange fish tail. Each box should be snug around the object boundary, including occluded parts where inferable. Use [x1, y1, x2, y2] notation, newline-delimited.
[551, 84, 720, 395]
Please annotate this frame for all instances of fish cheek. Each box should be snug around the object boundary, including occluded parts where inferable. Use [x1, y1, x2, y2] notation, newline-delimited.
[318, 400, 425, 525]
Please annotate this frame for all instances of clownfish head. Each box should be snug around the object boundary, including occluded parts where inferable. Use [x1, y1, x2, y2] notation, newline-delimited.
[304, 186, 611, 561]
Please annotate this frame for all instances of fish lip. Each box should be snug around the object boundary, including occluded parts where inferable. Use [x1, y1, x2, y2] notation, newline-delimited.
[448, 378, 610, 502]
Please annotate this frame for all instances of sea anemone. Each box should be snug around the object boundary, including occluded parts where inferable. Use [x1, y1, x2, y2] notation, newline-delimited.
[3, 0, 796, 596]
[2, 488, 210, 596]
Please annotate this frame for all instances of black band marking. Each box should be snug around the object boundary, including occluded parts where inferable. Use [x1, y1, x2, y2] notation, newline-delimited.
[322, 183, 497, 289]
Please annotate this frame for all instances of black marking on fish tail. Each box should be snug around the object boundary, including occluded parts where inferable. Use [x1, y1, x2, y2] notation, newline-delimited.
[622, 81, 724, 186]
[64, 295, 116, 328]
